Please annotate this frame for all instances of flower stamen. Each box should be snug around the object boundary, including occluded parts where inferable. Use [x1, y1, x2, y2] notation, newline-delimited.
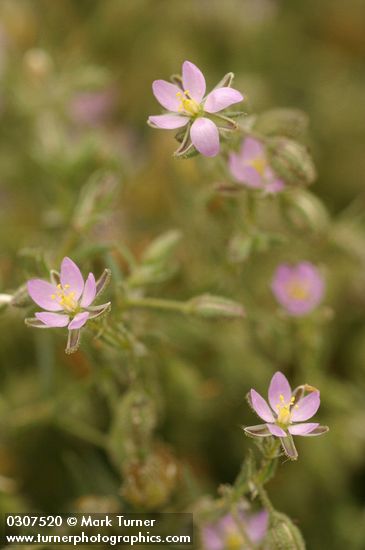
[176, 90, 201, 116]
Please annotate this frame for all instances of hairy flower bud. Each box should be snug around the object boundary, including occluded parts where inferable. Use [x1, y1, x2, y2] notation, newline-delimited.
[253, 108, 309, 140]
[267, 137, 316, 187]
[128, 230, 182, 288]
[11, 284, 32, 308]
[120, 445, 179, 510]
[282, 189, 329, 233]
[142, 230, 182, 264]
[266, 512, 305, 550]
[187, 294, 245, 319]
[73, 171, 119, 232]
[108, 389, 157, 466]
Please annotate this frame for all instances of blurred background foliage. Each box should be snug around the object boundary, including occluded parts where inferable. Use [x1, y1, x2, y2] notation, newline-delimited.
[0, 1, 365, 549]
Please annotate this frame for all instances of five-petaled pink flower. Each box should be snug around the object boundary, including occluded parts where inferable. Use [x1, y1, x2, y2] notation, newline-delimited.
[26, 257, 111, 354]
[228, 136, 284, 193]
[272, 262, 324, 316]
[201, 507, 268, 550]
[148, 60, 244, 157]
[244, 371, 328, 460]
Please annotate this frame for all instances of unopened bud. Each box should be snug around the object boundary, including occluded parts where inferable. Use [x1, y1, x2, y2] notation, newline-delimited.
[142, 230, 182, 264]
[120, 445, 179, 510]
[267, 137, 316, 187]
[108, 389, 157, 466]
[266, 512, 305, 550]
[188, 294, 245, 319]
[282, 189, 329, 233]
[73, 171, 119, 231]
[127, 263, 177, 287]
[10, 284, 31, 308]
[254, 108, 309, 140]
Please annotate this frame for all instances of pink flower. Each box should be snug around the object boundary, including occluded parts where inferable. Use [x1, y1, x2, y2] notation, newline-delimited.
[272, 262, 324, 316]
[244, 371, 329, 460]
[201, 507, 268, 550]
[25, 257, 111, 354]
[68, 88, 116, 126]
[228, 136, 284, 193]
[148, 60, 244, 157]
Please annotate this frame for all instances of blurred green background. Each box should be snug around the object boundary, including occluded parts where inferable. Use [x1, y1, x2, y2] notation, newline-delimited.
[0, 1, 365, 549]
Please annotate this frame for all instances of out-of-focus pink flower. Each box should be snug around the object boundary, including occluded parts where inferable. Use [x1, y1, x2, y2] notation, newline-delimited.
[228, 136, 284, 193]
[148, 60, 244, 157]
[26, 257, 111, 353]
[271, 262, 324, 316]
[69, 89, 116, 126]
[201, 507, 268, 549]
[244, 371, 329, 460]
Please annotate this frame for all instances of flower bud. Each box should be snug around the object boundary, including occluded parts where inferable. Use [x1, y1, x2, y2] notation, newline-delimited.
[127, 263, 178, 287]
[120, 445, 179, 510]
[267, 137, 316, 187]
[282, 188, 329, 233]
[187, 294, 245, 319]
[10, 284, 32, 308]
[73, 171, 119, 232]
[142, 230, 182, 264]
[266, 512, 305, 550]
[108, 389, 157, 466]
[253, 108, 309, 140]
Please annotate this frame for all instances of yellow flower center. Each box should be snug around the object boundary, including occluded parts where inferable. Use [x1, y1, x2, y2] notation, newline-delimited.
[276, 394, 296, 427]
[176, 90, 201, 116]
[51, 283, 78, 312]
[286, 279, 311, 301]
[226, 533, 244, 550]
[249, 156, 267, 176]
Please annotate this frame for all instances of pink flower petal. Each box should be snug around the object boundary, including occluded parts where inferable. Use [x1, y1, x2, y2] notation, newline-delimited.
[228, 153, 263, 187]
[250, 389, 275, 422]
[35, 312, 70, 327]
[201, 525, 223, 550]
[80, 273, 96, 308]
[297, 425, 329, 437]
[241, 137, 265, 161]
[182, 61, 206, 102]
[27, 279, 63, 312]
[291, 391, 320, 422]
[271, 262, 324, 316]
[152, 80, 182, 111]
[267, 423, 287, 437]
[246, 510, 269, 544]
[68, 311, 90, 330]
[148, 114, 189, 129]
[190, 117, 219, 157]
[288, 422, 319, 436]
[60, 257, 84, 300]
[268, 371, 292, 411]
[204, 87, 243, 113]
[265, 178, 285, 194]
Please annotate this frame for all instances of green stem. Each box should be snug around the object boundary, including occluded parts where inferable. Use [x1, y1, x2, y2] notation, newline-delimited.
[56, 417, 108, 449]
[255, 483, 274, 513]
[254, 439, 280, 512]
[125, 296, 190, 314]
